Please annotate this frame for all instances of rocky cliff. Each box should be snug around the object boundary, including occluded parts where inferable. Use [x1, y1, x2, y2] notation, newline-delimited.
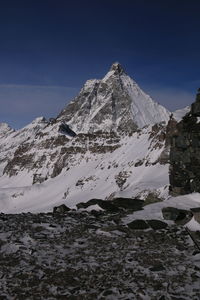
[170, 89, 200, 195]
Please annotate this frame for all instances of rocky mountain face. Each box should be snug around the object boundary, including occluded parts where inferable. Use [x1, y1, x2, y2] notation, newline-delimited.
[58, 63, 170, 133]
[170, 89, 200, 195]
[0, 63, 180, 213]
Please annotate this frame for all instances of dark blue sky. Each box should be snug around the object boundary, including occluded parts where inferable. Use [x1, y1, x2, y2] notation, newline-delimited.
[0, 0, 200, 128]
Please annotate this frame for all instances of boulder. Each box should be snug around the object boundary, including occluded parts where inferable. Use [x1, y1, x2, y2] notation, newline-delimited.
[76, 199, 119, 212]
[111, 197, 144, 211]
[162, 207, 192, 224]
[53, 204, 70, 213]
[77, 197, 144, 213]
[147, 219, 168, 230]
[127, 219, 149, 230]
[150, 264, 166, 272]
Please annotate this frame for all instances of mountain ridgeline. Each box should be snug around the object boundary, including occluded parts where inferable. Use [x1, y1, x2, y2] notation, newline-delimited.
[0, 63, 193, 213]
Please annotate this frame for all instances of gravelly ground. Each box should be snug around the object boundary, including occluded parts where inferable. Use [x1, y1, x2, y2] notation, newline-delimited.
[0, 211, 200, 300]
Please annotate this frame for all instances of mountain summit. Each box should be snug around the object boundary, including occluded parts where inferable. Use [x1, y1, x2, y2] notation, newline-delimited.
[58, 63, 170, 134]
[109, 62, 125, 74]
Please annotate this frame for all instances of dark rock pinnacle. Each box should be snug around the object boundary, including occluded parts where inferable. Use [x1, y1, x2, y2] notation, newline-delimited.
[110, 62, 125, 75]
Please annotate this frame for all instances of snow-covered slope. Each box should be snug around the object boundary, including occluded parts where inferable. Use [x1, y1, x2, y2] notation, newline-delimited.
[173, 106, 190, 122]
[58, 63, 170, 133]
[0, 123, 169, 213]
[0, 122, 13, 136]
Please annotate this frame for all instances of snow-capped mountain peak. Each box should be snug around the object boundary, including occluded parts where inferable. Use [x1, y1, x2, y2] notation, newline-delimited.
[0, 63, 174, 213]
[58, 63, 170, 133]
[102, 62, 125, 81]
[110, 62, 125, 73]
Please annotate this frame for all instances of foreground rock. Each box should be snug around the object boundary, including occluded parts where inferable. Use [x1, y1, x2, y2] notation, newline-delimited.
[0, 211, 200, 299]
[127, 219, 168, 230]
[53, 204, 71, 213]
[127, 219, 149, 230]
[170, 88, 200, 195]
[76, 199, 120, 212]
[77, 197, 144, 212]
[162, 207, 193, 225]
[147, 219, 168, 230]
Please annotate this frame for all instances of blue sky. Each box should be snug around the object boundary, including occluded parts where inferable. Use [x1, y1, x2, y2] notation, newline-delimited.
[0, 0, 200, 128]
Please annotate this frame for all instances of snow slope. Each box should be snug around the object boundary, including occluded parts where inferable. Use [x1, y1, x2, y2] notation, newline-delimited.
[0, 124, 169, 213]
[173, 106, 190, 122]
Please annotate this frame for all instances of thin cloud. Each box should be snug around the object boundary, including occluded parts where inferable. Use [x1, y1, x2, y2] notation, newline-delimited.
[0, 84, 79, 128]
[143, 86, 195, 111]
[0, 84, 76, 89]
[0, 83, 197, 129]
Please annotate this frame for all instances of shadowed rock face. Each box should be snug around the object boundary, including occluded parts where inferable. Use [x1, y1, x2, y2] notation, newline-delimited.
[169, 89, 200, 195]
[191, 88, 200, 116]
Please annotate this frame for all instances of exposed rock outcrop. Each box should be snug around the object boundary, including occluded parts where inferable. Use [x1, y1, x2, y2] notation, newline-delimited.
[76, 197, 144, 212]
[162, 207, 193, 224]
[53, 204, 71, 213]
[169, 89, 200, 195]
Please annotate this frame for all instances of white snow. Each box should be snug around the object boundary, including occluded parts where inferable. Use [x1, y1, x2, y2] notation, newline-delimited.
[173, 106, 190, 122]
[186, 217, 200, 231]
[0, 124, 169, 213]
[123, 193, 200, 227]
[120, 73, 170, 128]
[82, 204, 104, 212]
[0, 122, 13, 133]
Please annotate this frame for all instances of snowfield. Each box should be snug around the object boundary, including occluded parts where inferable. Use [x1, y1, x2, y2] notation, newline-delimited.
[0, 124, 169, 213]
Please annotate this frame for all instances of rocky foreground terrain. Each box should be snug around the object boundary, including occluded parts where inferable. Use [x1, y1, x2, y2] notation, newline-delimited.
[0, 209, 200, 300]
